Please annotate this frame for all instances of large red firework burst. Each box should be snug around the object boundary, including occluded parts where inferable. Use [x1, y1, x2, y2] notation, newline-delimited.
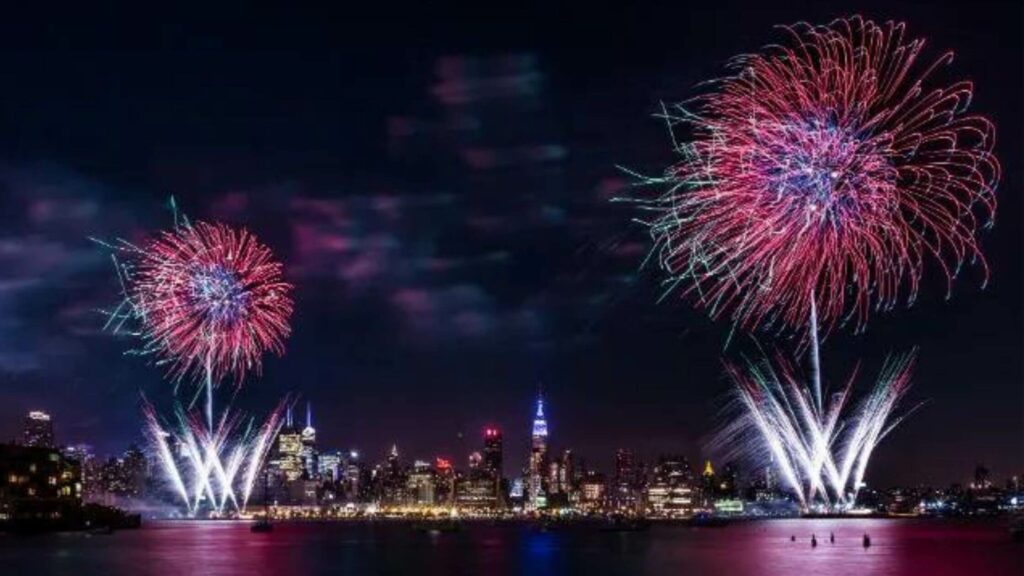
[129, 222, 293, 385]
[640, 16, 999, 335]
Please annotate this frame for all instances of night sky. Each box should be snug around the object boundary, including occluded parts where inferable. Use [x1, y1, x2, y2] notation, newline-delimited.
[0, 1, 1020, 489]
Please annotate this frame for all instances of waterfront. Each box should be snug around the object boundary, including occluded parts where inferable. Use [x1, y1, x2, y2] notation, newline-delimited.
[1, 519, 1019, 576]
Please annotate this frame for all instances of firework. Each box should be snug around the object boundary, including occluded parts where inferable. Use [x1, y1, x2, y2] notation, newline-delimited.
[143, 397, 290, 515]
[631, 16, 998, 336]
[622, 17, 999, 512]
[117, 221, 294, 387]
[713, 353, 918, 510]
[99, 209, 295, 516]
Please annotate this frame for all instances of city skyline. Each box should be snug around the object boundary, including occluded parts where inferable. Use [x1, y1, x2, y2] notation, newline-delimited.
[6, 401, 1022, 526]
[8, 389, 1021, 495]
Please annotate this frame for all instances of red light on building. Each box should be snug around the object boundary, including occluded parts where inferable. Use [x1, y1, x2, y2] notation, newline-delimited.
[435, 457, 452, 470]
[484, 427, 500, 438]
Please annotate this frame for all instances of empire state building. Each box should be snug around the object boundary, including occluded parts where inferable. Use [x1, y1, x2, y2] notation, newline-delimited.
[527, 392, 548, 510]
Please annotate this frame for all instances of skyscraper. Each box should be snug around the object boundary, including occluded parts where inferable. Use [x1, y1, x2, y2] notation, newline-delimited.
[272, 406, 304, 482]
[483, 427, 503, 479]
[645, 456, 696, 518]
[301, 402, 318, 479]
[21, 411, 55, 448]
[406, 460, 436, 507]
[483, 427, 505, 508]
[318, 451, 342, 483]
[612, 449, 639, 511]
[527, 392, 548, 510]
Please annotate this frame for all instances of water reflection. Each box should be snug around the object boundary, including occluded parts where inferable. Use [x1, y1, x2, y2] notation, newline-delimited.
[1, 519, 1019, 576]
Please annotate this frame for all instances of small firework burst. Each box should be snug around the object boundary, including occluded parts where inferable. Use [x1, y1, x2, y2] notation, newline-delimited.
[105, 220, 293, 387]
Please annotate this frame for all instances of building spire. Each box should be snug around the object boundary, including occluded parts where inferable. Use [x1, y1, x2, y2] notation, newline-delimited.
[532, 386, 548, 438]
[286, 406, 293, 428]
[306, 400, 312, 429]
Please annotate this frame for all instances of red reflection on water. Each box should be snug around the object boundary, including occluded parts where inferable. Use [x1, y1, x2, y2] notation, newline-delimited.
[1, 518, 1020, 576]
[644, 519, 1021, 576]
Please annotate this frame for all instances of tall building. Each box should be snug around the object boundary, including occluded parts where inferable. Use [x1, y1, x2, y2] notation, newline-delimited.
[272, 407, 304, 483]
[318, 451, 342, 483]
[645, 456, 696, 518]
[380, 445, 408, 506]
[340, 451, 364, 502]
[21, 411, 55, 448]
[406, 460, 436, 507]
[527, 392, 548, 510]
[700, 460, 717, 507]
[434, 457, 456, 506]
[481, 428, 506, 509]
[578, 471, 607, 512]
[483, 428, 503, 478]
[300, 402, 318, 479]
[612, 449, 640, 512]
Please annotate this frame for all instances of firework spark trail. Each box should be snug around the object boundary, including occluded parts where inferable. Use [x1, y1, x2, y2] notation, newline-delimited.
[625, 16, 998, 337]
[142, 402, 190, 507]
[142, 398, 290, 514]
[715, 352, 917, 509]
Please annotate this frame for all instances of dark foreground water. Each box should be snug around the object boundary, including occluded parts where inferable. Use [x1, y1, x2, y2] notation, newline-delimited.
[1, 519, 1020, 576]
